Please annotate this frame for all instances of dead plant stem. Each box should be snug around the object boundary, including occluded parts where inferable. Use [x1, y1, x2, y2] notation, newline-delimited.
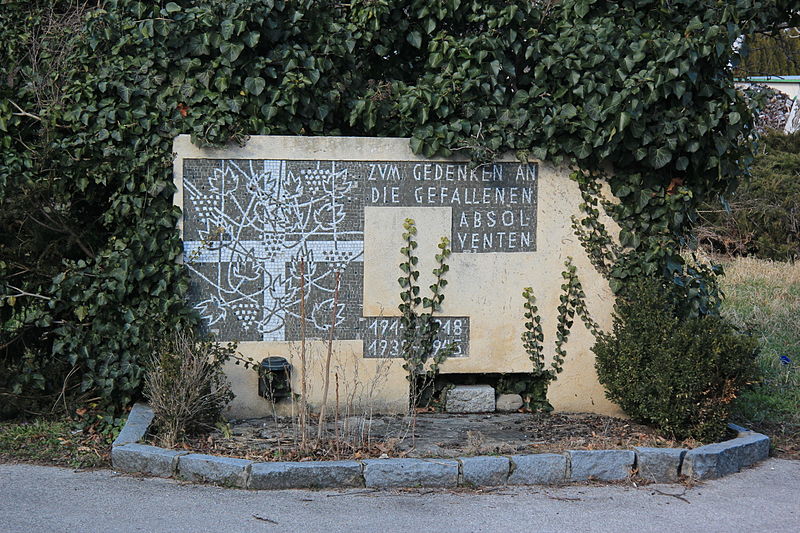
[334, 372, 340, 456]
[299, 258, 308, 450]
[317, 271, 341, 442]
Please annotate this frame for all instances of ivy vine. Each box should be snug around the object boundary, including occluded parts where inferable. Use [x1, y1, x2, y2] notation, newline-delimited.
[521, 257, 598, 409]
[398, 218, 453, 407]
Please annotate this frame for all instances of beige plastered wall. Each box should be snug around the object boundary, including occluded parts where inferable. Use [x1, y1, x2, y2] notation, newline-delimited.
[173, 135, 624, 418]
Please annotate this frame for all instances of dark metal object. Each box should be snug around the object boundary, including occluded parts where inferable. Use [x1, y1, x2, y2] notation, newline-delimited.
[258, 357, 292, 401]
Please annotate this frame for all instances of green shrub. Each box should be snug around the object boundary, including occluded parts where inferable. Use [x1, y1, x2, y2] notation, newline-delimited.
[144, 332, 235, 447]
[594, 278, 758, 442]
[697, 131, 800, 261]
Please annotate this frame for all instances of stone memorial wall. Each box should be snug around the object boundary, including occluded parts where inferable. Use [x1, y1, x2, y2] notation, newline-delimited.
[174, 135, 622, 417]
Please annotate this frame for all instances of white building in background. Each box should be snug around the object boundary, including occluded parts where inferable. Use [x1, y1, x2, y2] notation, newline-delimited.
[740, 75, 800, 99]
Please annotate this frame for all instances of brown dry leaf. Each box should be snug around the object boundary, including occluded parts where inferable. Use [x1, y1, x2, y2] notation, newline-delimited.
[666, 177, 684, 194]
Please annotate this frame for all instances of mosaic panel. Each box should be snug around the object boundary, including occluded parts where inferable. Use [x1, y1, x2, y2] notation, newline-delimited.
[182, 158, 538, 352]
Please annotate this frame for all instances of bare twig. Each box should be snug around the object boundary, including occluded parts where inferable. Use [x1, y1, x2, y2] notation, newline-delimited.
[9, 100, 43, 122]
[52, 363, 81, 414]
[317, 270, 341, 442]
[650, 488, 691, 504]
[6, 285, 53, 301]
[544, 491, 582, 502]
[251, 514, 278, 524]
[298, 258, 308, 450]
[29, 213, 95, 259]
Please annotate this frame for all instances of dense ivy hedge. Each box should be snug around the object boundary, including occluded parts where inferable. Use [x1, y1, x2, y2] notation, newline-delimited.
[1, 0, 797, 418]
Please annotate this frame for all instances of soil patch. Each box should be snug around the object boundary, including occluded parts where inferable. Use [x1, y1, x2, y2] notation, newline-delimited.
[169, 412, 704, 462]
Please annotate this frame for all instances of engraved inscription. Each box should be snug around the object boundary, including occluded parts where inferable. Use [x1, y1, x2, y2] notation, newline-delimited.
[362, 317, 470, 359]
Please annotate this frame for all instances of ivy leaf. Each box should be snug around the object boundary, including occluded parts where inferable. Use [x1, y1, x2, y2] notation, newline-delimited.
[117, 85, 131, 103]
[220, 19, 235, 40]
[561, 103, 577, 119]
[424, 18, 436, 34]
[618, 111, 631, 132]
[220, 42, 244, 62]
[244, 77, 266, 96]
[410, 136, 424, 154]
[650, 146, 673, 169]
[407, 31, 422, 49]
[242, 31, 260, 48]
[75, 306, 88, 321]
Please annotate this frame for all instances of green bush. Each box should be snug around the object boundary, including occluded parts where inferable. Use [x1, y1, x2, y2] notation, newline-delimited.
[697, 131, 800, 261]
[594, 278, 759, 442]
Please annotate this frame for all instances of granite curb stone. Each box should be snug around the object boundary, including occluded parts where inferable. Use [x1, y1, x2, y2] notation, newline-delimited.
[681, 433, 771, 480]
[249, 461, 364, 490]
[177, 454, 252, 487]
[112, 402, 154, 447]
[111, 403, 772, 490]
[112, 443, 187, 478]
[460, 456, 510, 486]
[568, 450, 635, 481]
[363, 458, 459, 488]
[730, 433, 771, 468]
[634, 447, 686, 483]
[508, 453, 567, 485]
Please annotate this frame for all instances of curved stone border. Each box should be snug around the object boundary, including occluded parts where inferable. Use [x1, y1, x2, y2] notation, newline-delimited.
[111, 403, 771, 490]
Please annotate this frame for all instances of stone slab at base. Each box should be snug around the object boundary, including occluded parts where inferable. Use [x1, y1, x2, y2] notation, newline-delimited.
[681, 433, 770, 480]
[177, 454, 251, 487]
[568, 450, 635, 481]
[446, 385, 496, 413]
[112, 403, 154, 447]
[363, 458, 459, 488]
[112, 443, 187, 478]
[634, 447, 686, 483]
[460, 456, 510, 486]
[249, 461, 364, 490]
[509, 454, 567, 485]
[495, 393, 524, 412]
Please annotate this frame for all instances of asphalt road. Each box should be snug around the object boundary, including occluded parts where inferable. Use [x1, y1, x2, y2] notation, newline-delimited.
[1, 458, 798, 533]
